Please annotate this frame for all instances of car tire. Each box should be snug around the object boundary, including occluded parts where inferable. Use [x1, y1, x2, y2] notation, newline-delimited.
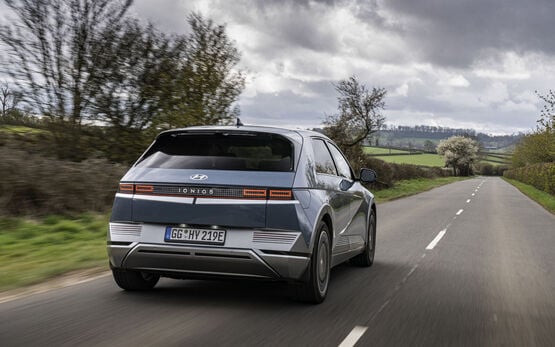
[294, 221, 331, 304]
[351, 209, 376, 267]
[112, 269, 160, 291]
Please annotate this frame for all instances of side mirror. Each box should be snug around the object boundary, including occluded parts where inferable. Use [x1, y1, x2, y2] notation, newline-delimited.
[359, 168, 377, 183]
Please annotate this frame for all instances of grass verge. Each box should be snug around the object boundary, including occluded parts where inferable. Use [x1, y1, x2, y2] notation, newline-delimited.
[0, 213, 108, 292]
[503, 178, 555, 214]
[374, 176, 469, 203]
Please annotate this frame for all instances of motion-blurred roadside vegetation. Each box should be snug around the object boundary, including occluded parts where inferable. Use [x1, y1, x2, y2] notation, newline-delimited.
[0, 213, 109, 291]
[1, 0, 244, 162]
[0, 0, 245, 216]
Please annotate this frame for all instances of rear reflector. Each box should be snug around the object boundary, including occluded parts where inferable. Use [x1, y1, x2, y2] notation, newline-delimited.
[243, 189, 267, 199]
[269, 190, 292, 200]
[118, 183, 134, 193]
[135, 185, 154, 193]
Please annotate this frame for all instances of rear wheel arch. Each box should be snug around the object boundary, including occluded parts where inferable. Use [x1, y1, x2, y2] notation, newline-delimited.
[320, 213, 333, 245]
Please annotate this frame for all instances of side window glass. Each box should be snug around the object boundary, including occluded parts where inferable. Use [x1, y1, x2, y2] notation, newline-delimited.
[312, 139, 337, 175]
[327, 143, 353, 180]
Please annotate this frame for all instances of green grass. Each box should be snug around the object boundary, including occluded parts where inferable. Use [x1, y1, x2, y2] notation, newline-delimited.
[489, 146, 515, 153]
[481, 154, 511, 166]
[363, 146, 410, 155]
[0, 125, 46, 135]
[372, 153, 445, 167]
[503, 178, 555, 214]
[374, 176, 469, 202]
[0, 213, 109, 292]
[372, 151, 509, 168]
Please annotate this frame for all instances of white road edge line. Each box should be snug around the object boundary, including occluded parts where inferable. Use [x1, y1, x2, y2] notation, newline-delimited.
[426, 229, 447, 250]
[339, 326, 368, 347]
[466, 199, 471, 203]
[456, 209, 464, 215]
[0, 272, 111, 304]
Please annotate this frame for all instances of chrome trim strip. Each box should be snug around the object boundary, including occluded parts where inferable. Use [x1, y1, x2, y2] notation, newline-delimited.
[267, 200, 300, 205]
[133, 195, 195, 204]
[195, 198, 266, 205]
[196, 199, 299, 205]
[115, 193, 133, 199]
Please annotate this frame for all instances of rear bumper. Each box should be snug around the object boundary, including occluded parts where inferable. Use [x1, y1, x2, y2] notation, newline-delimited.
[108, 243, 310, 280]
[107, 222, 311, 280]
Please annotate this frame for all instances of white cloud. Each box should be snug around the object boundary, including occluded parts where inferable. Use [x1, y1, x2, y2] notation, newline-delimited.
[473, 51, 532, 80]
[440, 75, 470, 88]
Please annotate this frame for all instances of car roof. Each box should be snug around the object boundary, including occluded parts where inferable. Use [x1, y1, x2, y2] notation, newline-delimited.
[157, 125, 331, 141]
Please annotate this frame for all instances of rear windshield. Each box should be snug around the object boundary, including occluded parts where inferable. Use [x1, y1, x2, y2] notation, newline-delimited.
[136, 132, 294, 172]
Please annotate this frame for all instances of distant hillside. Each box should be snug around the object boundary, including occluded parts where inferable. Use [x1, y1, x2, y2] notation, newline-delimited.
[367, 125, 522, 152]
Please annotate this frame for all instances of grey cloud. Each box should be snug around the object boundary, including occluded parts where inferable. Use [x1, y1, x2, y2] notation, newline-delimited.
[131, 0, 197, 34]
[379, 0, 555, 67]
[214, 0, 344, 54]
[240, 83, 337, 125]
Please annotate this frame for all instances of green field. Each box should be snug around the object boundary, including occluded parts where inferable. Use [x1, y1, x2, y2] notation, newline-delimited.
[0, 214, 108, 291]
[365, 146, 511, 168]
[0, 124, 46, 135]
[481, 155, 511, 166]
[372, 153, 445, 167]
[363, 146, 410, 155]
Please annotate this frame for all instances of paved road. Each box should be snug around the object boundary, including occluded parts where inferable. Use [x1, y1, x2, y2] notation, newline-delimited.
[1, 177, 554, 346]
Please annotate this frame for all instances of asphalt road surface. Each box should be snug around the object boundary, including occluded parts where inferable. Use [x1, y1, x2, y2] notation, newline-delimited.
[1, 177, 554, 346]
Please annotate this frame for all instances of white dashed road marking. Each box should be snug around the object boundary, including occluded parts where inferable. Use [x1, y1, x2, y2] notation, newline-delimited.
[343, 180, 486, 345]
[426, 229, 447, 250]
[339, 326, 368, 347]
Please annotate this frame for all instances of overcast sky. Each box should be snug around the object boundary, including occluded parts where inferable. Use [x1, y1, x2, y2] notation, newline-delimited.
[2, 0, 553, 134]
[130, 0, 555, 134]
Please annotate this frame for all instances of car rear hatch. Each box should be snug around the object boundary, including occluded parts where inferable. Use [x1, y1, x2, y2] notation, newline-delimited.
[118, 129, 300, 229]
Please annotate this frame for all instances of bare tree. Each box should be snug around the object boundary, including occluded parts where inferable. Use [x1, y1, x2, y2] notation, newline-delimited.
[536, 90, 555, 131]
[0, 81, 20, 117]
[324, 75, 386, 149]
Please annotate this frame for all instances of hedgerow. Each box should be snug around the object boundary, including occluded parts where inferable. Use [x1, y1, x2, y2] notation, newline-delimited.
[504, 163, 555, 195]
[0, 145, 127, 216]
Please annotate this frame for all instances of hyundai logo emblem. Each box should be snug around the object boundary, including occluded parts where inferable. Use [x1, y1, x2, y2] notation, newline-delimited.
[190, 174, 208, 181]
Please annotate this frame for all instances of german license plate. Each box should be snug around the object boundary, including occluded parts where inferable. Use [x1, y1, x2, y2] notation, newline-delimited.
[164, 227, 226, 245]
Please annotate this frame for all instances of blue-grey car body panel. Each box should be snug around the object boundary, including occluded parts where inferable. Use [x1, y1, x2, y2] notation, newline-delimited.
[108, 125, 376, 281]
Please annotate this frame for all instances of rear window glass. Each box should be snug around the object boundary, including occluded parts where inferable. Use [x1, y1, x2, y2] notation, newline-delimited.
[136, 132, 294, 172]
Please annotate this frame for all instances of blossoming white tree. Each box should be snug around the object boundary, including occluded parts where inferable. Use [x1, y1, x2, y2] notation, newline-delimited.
[437, 136, 479, 176]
